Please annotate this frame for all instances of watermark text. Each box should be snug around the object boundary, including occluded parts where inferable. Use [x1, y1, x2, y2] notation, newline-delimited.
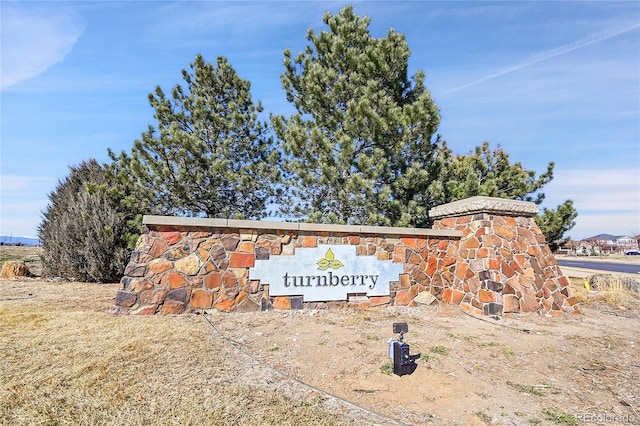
[576, 412, 636, 424]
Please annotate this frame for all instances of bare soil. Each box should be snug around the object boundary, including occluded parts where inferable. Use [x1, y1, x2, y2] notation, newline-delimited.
[1, 275, 638, 426]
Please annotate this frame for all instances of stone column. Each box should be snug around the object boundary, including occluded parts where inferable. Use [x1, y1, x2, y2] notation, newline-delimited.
[429, 196, 579, 316]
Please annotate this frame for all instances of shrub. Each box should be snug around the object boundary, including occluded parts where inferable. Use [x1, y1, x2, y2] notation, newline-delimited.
[38, 160, 140, 282]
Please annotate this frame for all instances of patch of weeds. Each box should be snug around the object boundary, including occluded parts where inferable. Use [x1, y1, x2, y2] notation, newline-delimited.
[603, 336, 621, 349]
[502, 347, 516, 356]
[514, 411, 525, 417]
[295, 395, 325, 408]
[310, 395, 324, 405]
[475, 411, 491, 423]
[543, 408, 578, 425]
[515, 384, 546, 396]
[365, 335, 379, 341]
[528, 419, 541, 425]
[420, 353, 437, 362]
[447, 332, 478, 342]
[380, 361, 394, 375]
[268, 345, 280, 352]
[478, 341, 500, 347]
[429, 345, 447, 355]
[543, 382, 558, 394]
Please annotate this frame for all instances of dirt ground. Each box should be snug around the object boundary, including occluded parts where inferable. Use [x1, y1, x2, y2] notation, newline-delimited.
[1, 274, 638, 425]
[213, 300, 640, 425]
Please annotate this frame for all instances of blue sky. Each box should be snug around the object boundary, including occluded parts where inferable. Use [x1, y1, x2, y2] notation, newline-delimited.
[1, 1, 639, 240]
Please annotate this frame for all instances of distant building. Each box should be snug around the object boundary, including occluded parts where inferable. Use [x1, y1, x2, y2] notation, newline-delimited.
[575, 234, 640, 255]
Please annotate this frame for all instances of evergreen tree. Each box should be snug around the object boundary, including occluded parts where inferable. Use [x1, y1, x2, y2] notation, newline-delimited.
[430, 141, 578, 248]
[275, 6, 576, 245]
[430, 141, 554, 205]
[535, 200, 578, 252]
[110, 55, 280, 219]
[272, 6, 441, 226]
[38, 160, 139, 282]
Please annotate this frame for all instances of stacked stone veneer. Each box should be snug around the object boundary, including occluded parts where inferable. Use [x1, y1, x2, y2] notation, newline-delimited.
[430, 197, 578, 316]
[114, 218, 462, 315]
[114, 196, 578, 316]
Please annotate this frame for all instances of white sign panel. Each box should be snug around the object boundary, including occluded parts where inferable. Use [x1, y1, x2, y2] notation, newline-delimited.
[249, 245, 403, 302]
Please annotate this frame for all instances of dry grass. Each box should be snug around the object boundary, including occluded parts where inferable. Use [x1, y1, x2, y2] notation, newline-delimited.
[569, 278, 590, 304]
[589, 275, 640, 307]
[0, 246, 42, 276]
[0, 283, 345, 426]
[570, 275, 640, 309]
[3, 249, 639, 425]
[2, 279, 639, 425]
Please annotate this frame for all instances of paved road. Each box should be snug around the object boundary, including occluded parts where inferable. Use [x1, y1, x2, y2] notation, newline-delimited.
[557, 259, 640, 275]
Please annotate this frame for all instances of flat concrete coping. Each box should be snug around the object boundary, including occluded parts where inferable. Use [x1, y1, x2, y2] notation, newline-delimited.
[429, 196, 539, 219]
[142, 215, 462, 238]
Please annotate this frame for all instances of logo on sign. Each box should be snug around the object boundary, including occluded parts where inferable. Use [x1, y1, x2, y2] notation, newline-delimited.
[249, 245, 403, 302]
[316, 248, 343, 270]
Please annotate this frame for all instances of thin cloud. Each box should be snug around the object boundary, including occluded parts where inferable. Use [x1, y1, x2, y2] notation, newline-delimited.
[572, 213, 640, 238]
[444, 22, 640, 94]
[1, 175, 55, 193]
[1, 4, 84, 90]
[541, 169, 640, 238]
[543, 169, 640, 212]
[147, 1, 327, 42]
[0, 175, 55, 236]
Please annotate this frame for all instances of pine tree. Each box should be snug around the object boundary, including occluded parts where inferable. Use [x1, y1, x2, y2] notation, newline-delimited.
[535, 200, 578, 252]
[430, 141, 554, 205]
[430, 141, 578, 249]
[272, 6, 440, 226]
[110, 55, 280, 219]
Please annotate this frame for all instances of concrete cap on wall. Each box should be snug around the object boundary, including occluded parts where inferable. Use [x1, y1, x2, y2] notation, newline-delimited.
[428, 196, 539, 219]
[141, 215, 462, 238]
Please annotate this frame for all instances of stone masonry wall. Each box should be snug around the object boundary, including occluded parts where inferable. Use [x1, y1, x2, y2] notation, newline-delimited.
[430, 197, 579, 316]
[114, 220, 460, 315]
[114, 197, 579, 316]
